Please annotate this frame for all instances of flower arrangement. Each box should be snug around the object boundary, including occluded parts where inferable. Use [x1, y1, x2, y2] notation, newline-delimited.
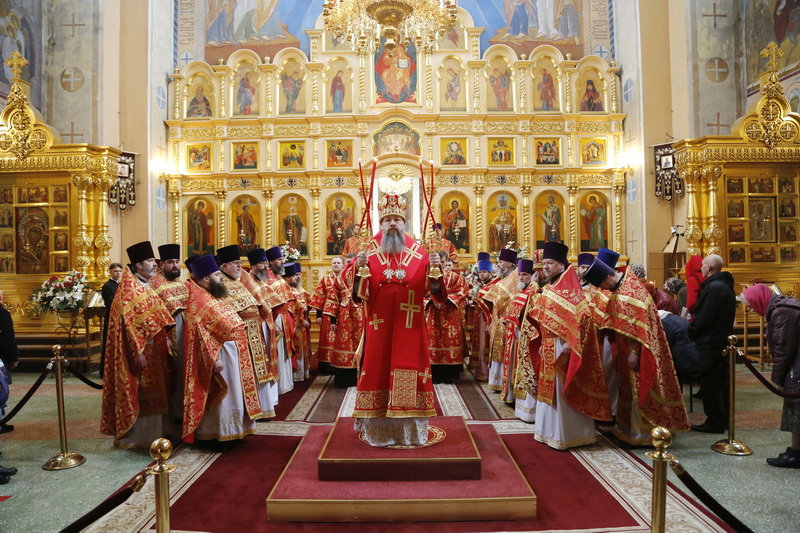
[281, 243, 301, 262]
[461, 261, 484, 301]
[502, 241, 529, 259]
[29, 271, 90, 313]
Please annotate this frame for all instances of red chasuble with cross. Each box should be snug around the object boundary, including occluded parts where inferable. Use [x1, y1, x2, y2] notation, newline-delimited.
[353, 231, 436, 419]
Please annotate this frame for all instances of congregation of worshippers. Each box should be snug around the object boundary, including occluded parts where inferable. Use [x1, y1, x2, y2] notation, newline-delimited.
[100, 237, 731, 453]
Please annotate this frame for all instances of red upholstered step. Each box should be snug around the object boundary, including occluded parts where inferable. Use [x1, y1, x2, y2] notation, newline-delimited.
[318, 416, 481, 481]
[268, 422, 537, 523]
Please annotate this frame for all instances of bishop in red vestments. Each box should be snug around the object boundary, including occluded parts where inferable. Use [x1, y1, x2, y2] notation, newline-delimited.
[352, 194, 443, 447]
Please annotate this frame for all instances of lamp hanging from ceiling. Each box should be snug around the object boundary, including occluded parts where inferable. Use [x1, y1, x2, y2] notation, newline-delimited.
[323, 0, 458, 56]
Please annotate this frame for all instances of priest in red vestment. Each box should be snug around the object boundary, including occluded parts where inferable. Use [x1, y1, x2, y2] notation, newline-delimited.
[329, 253, 365, 388]
[309, 256, 343, 375]
[425, 252, 468, 383]
[352, 193, 443, 447]
[469, 253, 496, 381]
[531, 242, 612, 450]
[101, 241, 175, 448]
[150, 243, 189, 424]
[584, 257, 690, 445]
[182, 254, 261, 447]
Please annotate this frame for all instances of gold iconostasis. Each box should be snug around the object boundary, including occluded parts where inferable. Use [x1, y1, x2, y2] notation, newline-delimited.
[163, 9, 630, 290]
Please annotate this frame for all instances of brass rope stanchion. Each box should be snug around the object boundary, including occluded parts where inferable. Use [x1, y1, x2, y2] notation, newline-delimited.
[146, 438, 177, 533]
[43, 345, 86, 471]
[646, 427, 674, 533]
[711, 335, 753, 456]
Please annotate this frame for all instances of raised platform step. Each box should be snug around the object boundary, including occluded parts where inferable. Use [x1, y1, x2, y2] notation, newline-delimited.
[318, 416, 481, 481]
[267, 422, 537, 523]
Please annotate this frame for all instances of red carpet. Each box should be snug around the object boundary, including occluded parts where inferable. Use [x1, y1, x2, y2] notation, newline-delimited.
[160, 428, 733, 533]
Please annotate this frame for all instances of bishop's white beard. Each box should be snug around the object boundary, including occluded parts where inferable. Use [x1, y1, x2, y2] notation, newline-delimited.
[380, 229, 405, 255]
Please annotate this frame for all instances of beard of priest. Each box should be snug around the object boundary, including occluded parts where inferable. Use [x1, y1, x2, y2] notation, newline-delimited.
[352, 196, 442, 447]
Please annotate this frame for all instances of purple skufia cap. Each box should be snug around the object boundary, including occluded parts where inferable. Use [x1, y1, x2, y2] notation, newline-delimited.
[498, 248, 518, 264]
[189, 254, 220, 280]
[126, 241, 155, 265]
[247, 248, 267, 264]
[477, 252, 491, 261]
[596, 247, 620, 268]
[185, 254, 202, 270]
[584, 259, 614, 288]
[477, 259, 494, 272]
[266, 246, 283, 262]
[283, 262, 298, 277]
[577, 252, 594, 267]
[517, 259, 534, 274]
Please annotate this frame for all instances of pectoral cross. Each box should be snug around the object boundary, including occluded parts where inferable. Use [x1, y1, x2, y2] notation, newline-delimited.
[399, 290, 421, 329]
[369, 314, 384, 330]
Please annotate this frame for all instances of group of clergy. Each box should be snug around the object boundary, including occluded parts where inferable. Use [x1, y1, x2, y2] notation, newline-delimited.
[468, 242, 690, 450]
[100, 240, 314, 450]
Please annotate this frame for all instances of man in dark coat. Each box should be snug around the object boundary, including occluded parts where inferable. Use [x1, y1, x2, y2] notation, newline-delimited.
[742, 284, 800, 468]
[687, 254, 736, 433]
[100, 263, 123, 377]
[0, 295, 20, 483]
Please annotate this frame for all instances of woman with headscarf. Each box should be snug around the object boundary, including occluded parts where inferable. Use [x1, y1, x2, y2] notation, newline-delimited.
[741, 283, 800, 468]
[683, 255, 705, 316]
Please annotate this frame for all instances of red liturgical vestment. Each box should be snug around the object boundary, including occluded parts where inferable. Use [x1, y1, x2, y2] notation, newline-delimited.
[101, 268, 175, 440]
[353, 232, 435, 418]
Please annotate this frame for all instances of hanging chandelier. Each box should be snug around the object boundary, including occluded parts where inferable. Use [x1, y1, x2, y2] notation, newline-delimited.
[323, 0, 457, 56]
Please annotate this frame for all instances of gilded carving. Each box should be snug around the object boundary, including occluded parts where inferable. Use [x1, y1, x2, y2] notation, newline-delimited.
[530, 122, 566, 134]
[275, 125, 310, 136]
[227, 126, 262, 137]
[322, 124, 357, 135]
[434, 122, 471, 134]
[183, 128, 216, 140]
[577, 122, 612, 133]
[484, 122, 518, 133]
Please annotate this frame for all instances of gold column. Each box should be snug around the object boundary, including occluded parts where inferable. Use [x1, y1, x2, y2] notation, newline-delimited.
[172, 68, 182, 120]
[609, 61, 619, 114]
[517, 57, 530, 113]
[93, 172, 113, 278]
[85, 175, 98, 279]
[425, 49, 433, 113]
[358, 51, 367, 114]
[219, 71, 226, 117]
[684, 169, 703, 256]
[521, 134, 528, 167]
[265, 61, 273, 118]
[704, 165, 723, 256]
[473, 185, 484, 252]
[263, 187, 274, 246]
[310, 68, 320, 116]
[474, 134, 482, 167]
[521, 184, 532, 250]
[215, 190, 226, 246]
[169, 187, 181, 246]
[698, 169, 710, 255]
[311, 136, 319, 171]
[469, 63, 481, 113]
[613, 179, 625, 255]
[310, 187, 321, 260]
[567, 182, 578, 255]
[72, 173, 92, 276]
[564, 70, 573, 114]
